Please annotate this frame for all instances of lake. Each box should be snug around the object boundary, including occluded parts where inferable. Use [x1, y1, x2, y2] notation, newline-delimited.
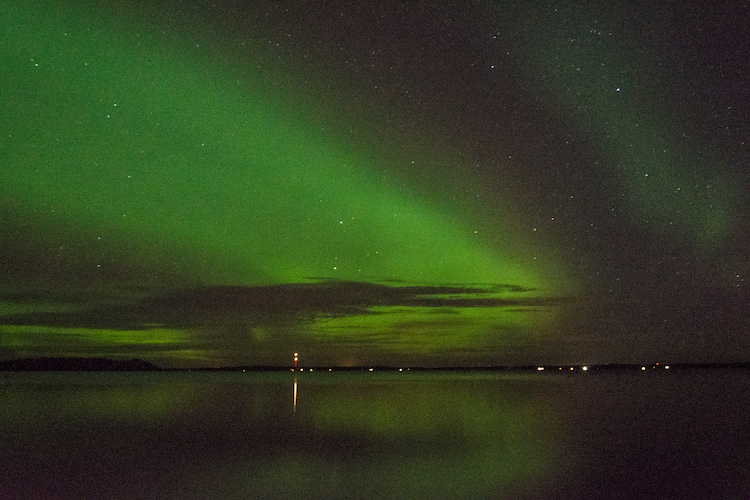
[1, 369, 749, 499]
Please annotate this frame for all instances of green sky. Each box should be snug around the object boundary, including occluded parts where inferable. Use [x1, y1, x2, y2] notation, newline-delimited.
[1, 2, 564, 290]
[1, 1, 748, 367]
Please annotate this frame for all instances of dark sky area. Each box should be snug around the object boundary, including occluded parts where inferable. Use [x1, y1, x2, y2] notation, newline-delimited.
[1, 1, 748, 367]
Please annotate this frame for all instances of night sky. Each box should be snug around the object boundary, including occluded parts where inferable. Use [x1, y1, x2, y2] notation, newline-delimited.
[2, 1, 748, 368]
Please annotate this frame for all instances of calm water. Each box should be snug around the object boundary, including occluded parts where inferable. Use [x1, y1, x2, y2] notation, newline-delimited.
[1, 370, 749, 499]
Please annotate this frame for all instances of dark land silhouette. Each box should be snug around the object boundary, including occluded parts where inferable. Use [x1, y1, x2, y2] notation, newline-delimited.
[0, 357, 160, 371]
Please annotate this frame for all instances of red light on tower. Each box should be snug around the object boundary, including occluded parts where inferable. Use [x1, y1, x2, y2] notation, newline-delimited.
[294, 352, 298, 368]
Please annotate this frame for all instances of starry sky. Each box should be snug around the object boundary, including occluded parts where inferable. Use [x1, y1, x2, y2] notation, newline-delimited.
[1, 1, 748, 368]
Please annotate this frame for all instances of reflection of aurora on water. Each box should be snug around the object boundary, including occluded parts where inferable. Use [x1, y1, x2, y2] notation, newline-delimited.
[5, 369, 750, 497]
[282, 372, 562, 498]
[0, 371, 567, 498]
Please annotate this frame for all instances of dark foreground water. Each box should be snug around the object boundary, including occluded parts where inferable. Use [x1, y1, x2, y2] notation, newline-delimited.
[1, 369, 749, 499]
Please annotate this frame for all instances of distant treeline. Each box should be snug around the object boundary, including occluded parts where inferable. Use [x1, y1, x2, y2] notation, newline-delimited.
[0, 357, 160, 371]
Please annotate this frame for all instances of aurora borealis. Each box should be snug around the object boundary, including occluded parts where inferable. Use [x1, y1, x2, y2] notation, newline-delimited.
[2, 1, 749, 367]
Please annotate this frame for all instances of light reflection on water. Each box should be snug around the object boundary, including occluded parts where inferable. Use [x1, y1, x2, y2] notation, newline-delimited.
[2, 370, 750, 498]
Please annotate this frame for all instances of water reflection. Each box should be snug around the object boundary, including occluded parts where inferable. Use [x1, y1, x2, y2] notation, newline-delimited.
[8, 371, 748, 498]
[293, 376, 297, 413]
[1, 371, 568, 499]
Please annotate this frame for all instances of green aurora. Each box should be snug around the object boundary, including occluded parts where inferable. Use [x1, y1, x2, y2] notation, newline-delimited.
[2, 2, 555, 287]
[1, 2, 748, 367]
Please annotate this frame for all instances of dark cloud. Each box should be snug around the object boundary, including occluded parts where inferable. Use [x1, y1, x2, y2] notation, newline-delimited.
[0, 280, 564, 332]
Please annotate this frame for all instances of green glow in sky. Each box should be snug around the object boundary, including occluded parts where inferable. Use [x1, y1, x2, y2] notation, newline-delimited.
[3, 2, 747, 367]
[1, 2, 566, 290]
[0, 324, 198, 365]
[522, 5, 744, 257]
